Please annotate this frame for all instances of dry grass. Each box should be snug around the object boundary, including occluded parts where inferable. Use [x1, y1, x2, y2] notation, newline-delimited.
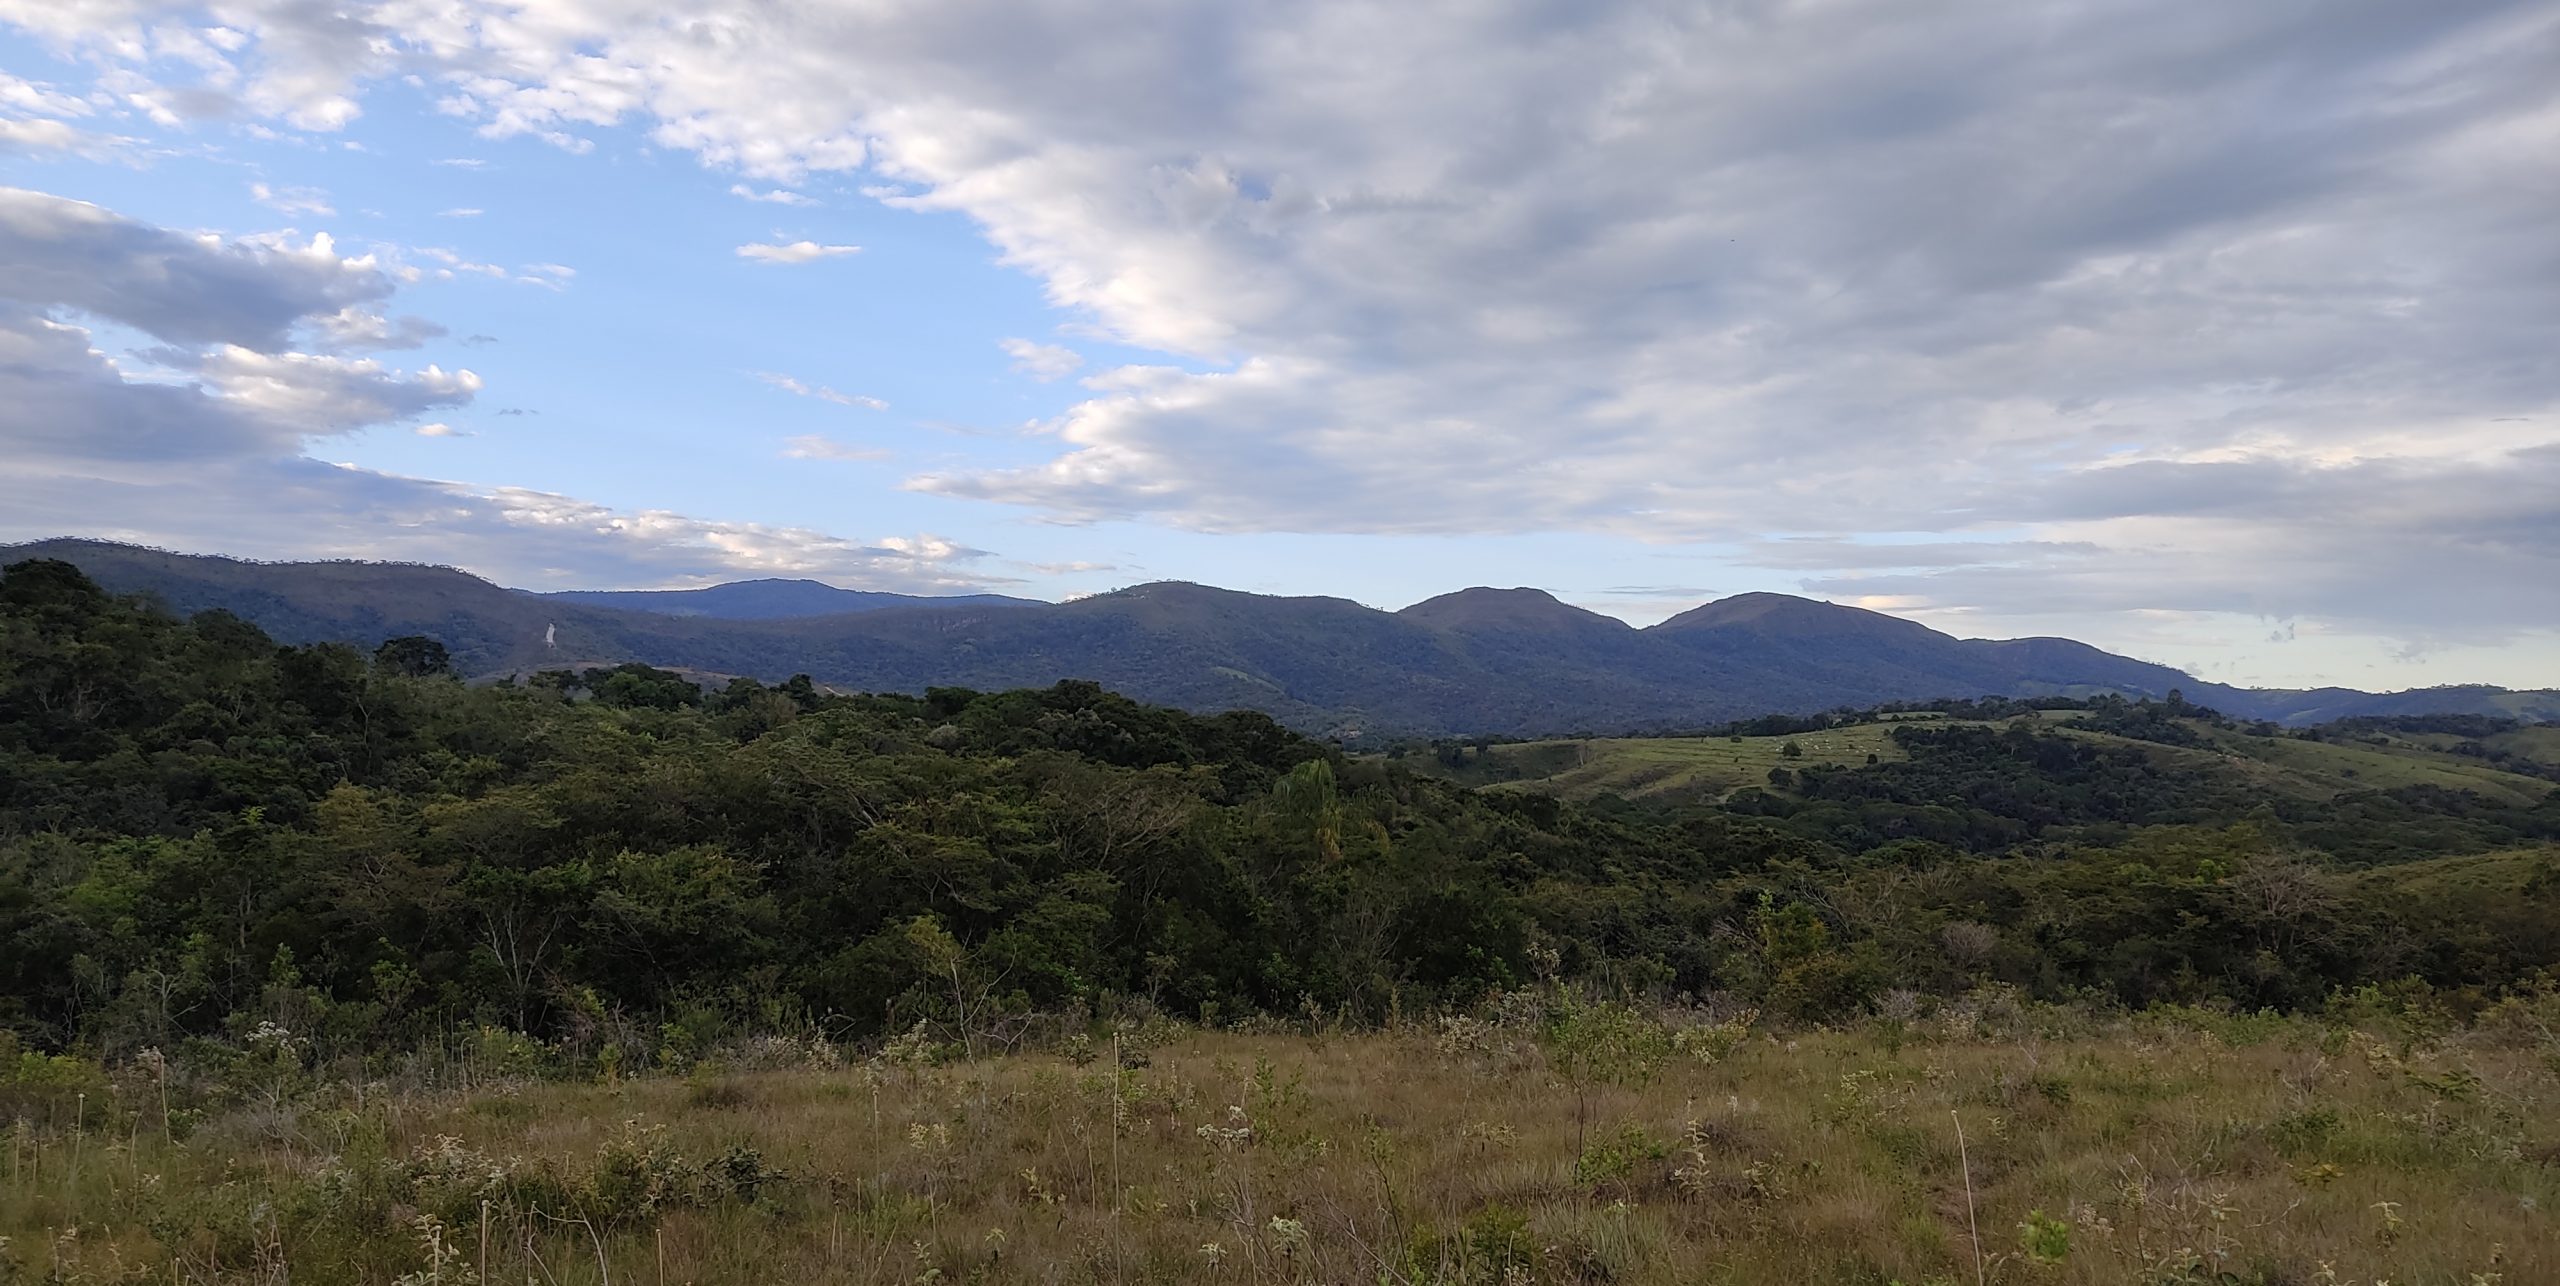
[7, 1009, 2556, 1285]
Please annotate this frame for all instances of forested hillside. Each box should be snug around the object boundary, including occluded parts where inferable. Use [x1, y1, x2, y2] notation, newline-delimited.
[7, 556, 2559, 1062]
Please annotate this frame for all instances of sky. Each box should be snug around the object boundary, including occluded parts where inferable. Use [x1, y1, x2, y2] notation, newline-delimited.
[1, 1, 2555, 693]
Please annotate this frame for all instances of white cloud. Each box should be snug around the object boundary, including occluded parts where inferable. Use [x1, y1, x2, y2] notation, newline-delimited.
[432, 157, 484, 168]
[415, 421, 468, 436]
[411, 246, 508, 280]
[248, 181, 335, 216]
[393, 246, 569, 289]
[781, 434, 889, 461]
[198, 346, 482, 433]
[0, 70, 91, 119]
[755, 370, 885, 410]
[438, 207, 482, 218]
[736, 238, 859, 264]
[999, 337, 1082, 381]
[317, 305, 446, 350]
[0, 313, 475, 471]
[0, 116, 136, 159]
[873, 534, 986, 563]
[729, 184, 814, 206]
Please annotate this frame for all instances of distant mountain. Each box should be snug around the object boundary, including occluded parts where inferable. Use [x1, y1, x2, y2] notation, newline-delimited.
[10, 538, 2555, 736]
[538, 579, 1043, 619]
[1651, 592, 2206, 707]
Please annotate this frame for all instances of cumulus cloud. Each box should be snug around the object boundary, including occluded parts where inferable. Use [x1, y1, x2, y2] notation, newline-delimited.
[5, 1, 2560, 651]
[414, 422, 468, 437]
[0, 189, 477, 469]
[735, 239, 859, 264]
[0, 186, 394, 350]
[195, 346, 481, 433]
[0, 309, 475, 469]
[755, 371, 886, 409]
[999, 338, 1082, 381]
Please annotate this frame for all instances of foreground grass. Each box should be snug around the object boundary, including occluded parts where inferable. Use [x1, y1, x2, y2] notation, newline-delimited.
[8, 1011, 2555, 1285]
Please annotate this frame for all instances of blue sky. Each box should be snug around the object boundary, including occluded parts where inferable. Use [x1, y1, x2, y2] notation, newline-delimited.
[3, 2, 2556, 692]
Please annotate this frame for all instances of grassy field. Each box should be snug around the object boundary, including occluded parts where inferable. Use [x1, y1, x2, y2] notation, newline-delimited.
[2491, 726, 2560, 766]
[2183, 729, 2557, 808]
[1409, 723, 1927, 802]
[1401, 713, 2559, 808]
[8, 1004, 2557, 1285]
[2393, 727, 2560, 782]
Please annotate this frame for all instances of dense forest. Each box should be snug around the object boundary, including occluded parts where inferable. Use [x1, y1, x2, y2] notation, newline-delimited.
[5, 556, 2559, 1068]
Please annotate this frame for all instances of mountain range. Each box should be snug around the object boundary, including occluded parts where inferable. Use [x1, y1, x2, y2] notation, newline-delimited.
[10, 538, 2554, 737]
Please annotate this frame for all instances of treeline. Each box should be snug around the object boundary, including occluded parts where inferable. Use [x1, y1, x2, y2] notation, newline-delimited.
[4, 558, 2559, 1067]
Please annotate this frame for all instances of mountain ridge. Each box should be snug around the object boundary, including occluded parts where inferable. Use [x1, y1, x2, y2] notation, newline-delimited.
[9, 538, 2554, 736]
[537, 578, 1044, 618]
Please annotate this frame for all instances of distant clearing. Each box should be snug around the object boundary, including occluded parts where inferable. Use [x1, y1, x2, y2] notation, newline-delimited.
[1411, 722, 1924, 802]
[2190, 725, 2557, 806]
[1404, 710, 2560, 806]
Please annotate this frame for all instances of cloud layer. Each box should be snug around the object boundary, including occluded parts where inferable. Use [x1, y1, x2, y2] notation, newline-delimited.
[5, 0, 2558, 649]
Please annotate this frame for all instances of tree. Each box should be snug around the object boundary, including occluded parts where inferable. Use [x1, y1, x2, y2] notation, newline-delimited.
[373, 635, 453, 678]
[1271, 758, 1345, 863]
